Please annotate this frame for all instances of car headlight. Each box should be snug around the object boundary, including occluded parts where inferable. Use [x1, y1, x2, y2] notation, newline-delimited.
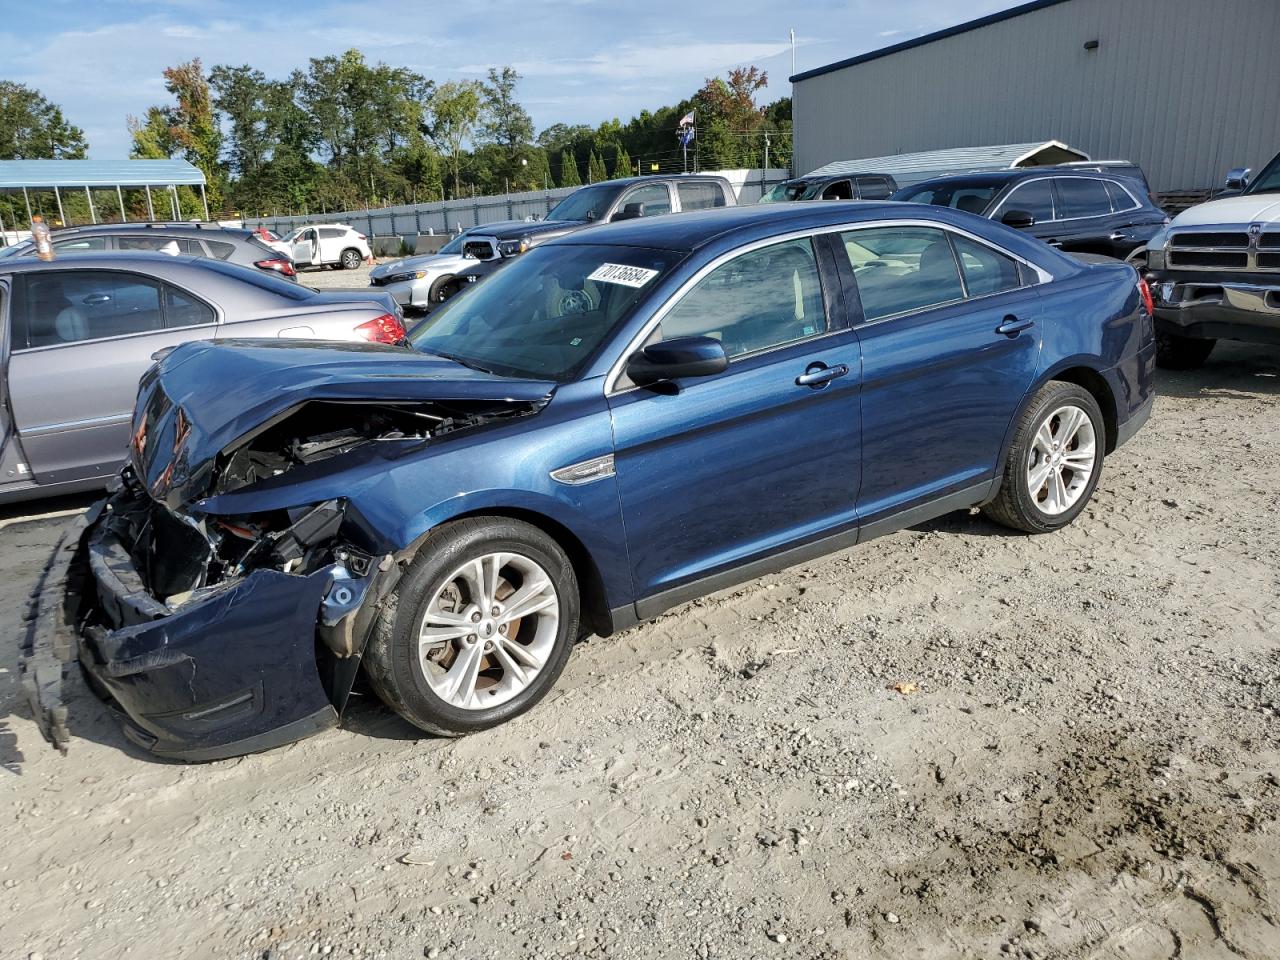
[499, 239, 529, 257]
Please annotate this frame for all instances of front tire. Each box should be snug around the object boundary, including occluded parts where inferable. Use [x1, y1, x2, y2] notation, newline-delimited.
[983, 382, 1105, 534]
[1155, 330, 1215, 370]
[363, 518, 579, 736]
[427, 275, 455, 304]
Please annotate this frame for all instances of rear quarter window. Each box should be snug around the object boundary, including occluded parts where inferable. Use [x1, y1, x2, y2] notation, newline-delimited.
[205, 239, 238, 260]
[677, 181, 727, 210]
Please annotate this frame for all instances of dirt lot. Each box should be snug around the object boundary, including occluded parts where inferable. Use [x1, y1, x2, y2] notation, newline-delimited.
[300, 262, 379, 292]
[4, 343, 1279, 960]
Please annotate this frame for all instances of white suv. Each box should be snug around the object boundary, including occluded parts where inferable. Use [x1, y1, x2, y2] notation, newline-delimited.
[283, 223, 373, 271]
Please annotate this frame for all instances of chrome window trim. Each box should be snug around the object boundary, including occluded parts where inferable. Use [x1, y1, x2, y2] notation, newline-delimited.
[991, 176, 1139, 224]
[603, 219, 1051, 395]
[21, 411, 132, 437]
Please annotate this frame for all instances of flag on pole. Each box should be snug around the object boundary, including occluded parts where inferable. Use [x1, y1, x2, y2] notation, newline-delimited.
[678, 111, 695, 126]
[677, 125, 695, 146]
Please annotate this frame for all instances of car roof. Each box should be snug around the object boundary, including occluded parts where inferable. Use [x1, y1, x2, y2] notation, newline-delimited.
[47, 222, 254, 240]
[0, 251, 245, 275]
[904, 166, 1145, 191]
[543, 201, 999, 253]
[574, 174, 732, 190]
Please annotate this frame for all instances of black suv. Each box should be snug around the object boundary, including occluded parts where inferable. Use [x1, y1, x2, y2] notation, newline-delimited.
[439, 175, 736, 300]
[892, 164, 1167, 259]
[0, 222, 297, 280]
[759, 172, 899, 203]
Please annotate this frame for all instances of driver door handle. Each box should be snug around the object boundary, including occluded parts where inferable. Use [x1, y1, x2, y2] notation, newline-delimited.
[996, 316, 1035, 337]
[796, 363, 849, 387]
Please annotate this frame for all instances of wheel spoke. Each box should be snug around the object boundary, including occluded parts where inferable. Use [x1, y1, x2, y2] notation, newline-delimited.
[1034, 421, 1055, 455]
[419, 622, 471, 646]
[1056, 406, 1083, 445]
[490, 641, 530, 685]
[443, 641, 485, 706]
[1062, 447, 1094, 470]
[1028, 460, 1054, 496]
[482, 553, 505, 611]
[459, 558, 489, 609]
[500, 636, 545, 670]
[499, 578, 556, 623]
[1048, 468, 1068, 513]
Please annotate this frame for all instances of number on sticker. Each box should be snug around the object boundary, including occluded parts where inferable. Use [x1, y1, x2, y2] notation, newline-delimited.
[587, 263, 660, 288]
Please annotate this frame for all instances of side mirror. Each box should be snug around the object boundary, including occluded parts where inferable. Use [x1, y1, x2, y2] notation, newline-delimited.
[611, 202, 645, 222]
[1224, 167, 1252, 192]
[627, 336, 728, 385]
[1000, 209, 1036, 229]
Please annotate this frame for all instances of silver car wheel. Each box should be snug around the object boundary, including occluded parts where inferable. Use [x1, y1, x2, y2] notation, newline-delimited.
[417, 552, 560, 710]
[342, 249, 362, 269]
[1025, 403, 1097, 516]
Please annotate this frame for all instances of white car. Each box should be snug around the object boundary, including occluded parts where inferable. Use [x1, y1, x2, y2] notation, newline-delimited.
[366, 232, 498, 311]
[283, 223, 373, 271]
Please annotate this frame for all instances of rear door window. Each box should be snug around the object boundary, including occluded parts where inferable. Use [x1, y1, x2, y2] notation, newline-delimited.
[163, 285, 217, 328]
[1055, 178, 1112, 219]
[116, 235, 186, 255]
[952, 235, 1023, 297]
[820, 180, 854, 200]
[319, 227, 347, 239]
[1000, 180, 1055, 222]
[856, 176, 895, 200]
[16, 270, 165, 348]
[839, 226, 966, 321]
[676, 180, 726, 210]
[1103, 180, 1139, 212]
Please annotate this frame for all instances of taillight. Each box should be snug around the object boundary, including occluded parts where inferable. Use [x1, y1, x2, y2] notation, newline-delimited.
[1137, 278, 1154, 316]
[256, 258, 296, 277]
[355, 312, 406, 344]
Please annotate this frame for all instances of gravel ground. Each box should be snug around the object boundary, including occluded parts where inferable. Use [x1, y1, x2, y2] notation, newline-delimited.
[3, 342, 1279, 960]
[299, 262, 380, 292]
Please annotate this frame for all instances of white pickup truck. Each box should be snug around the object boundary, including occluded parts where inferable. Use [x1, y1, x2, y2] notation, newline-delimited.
[1136, 151, 1280, 368]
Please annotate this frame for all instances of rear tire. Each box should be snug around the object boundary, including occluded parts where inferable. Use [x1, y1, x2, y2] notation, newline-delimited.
[1155, 330, 1215, 370]
[983, 381, 1105, 534]
[363, 517, 579, 736]
[339, 247, 363, 270]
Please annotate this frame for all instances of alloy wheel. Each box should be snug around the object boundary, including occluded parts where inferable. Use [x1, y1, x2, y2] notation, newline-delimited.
[416, 552, 560, 710]
[1025, 404, 1097, 516]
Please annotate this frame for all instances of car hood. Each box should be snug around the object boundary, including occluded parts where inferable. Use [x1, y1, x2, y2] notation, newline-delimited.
[369, 252, 471, 278]
[131, 339, 555, 508]
[1171, 194, 1280, 227]
[473, 219, 587, 241]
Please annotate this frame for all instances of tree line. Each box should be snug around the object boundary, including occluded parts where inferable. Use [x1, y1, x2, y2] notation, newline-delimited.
[1, 57, 791, 223]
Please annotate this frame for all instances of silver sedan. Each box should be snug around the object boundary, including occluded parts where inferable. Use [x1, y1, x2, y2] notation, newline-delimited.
[0, 252, 407, 504]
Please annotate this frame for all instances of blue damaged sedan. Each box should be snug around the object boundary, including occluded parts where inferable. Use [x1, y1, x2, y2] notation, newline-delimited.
[23, 203, 1156, 759]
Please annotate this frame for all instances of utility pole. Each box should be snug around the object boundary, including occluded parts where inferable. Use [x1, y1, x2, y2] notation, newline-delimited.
[790, 28, 796, 77]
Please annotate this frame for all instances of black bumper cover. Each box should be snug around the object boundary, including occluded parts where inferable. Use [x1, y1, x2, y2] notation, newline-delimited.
[22, 501, 359, 762]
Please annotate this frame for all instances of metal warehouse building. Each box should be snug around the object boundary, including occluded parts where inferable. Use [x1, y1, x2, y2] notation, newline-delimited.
[790, 0, 1280, 194]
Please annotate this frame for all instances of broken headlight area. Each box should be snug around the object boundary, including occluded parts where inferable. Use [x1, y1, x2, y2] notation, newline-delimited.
[208, 398, 543, 499]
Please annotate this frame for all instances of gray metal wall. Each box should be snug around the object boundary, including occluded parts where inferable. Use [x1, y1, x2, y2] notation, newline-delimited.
[793, 0, 1280, 192]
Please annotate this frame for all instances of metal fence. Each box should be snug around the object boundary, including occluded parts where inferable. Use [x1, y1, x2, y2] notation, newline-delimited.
[243, 169, 790, 247]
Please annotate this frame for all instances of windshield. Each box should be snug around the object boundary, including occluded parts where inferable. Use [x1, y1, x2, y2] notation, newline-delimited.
[759, 181, 809, 203]
[1247, 153, 1280, 194]
[896, 183, 1001, 215]
[438, 233, 466, 255]
[546, 184, 618, 222]
[409, 243, 683, 381]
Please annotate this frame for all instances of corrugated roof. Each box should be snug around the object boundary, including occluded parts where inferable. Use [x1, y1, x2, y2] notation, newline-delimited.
[790, 0, 1074, 82]
[0, 160, 206, 189]
[805, 141, 1089, 185]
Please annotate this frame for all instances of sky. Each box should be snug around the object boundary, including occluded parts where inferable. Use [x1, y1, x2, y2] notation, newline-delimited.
[2, 0, 1021, 159]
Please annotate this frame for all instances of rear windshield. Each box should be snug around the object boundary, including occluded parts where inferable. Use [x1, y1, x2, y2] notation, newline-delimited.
[199, 258, 315, 300]
[896, 183, 1002, 215]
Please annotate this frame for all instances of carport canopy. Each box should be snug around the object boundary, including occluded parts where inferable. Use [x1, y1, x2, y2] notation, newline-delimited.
[806, 141, 1091, 188]
[0, 159, 209, 226]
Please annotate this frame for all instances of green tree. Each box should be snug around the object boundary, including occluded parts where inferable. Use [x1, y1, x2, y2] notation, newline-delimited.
[163, 59, 225, 211]
[587, 149, 607, 183]
[0, 81, 86, 159]
[479, 66, 534, 187]
[693, 66, 769, 168]
[613, 146, 633, 178]
[209, 64, 268, 180]
[127, 107, 174, 159]
[558, 148, 581, 187]
[426, 80, 483, 198]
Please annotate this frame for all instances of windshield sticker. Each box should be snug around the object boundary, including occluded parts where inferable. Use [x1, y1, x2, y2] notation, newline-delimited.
[587, 263, 660, 288]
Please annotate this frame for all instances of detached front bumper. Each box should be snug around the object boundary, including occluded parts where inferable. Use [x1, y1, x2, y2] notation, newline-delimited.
[22, 493, 394, 761]
[1151, 277, 1280, 344]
